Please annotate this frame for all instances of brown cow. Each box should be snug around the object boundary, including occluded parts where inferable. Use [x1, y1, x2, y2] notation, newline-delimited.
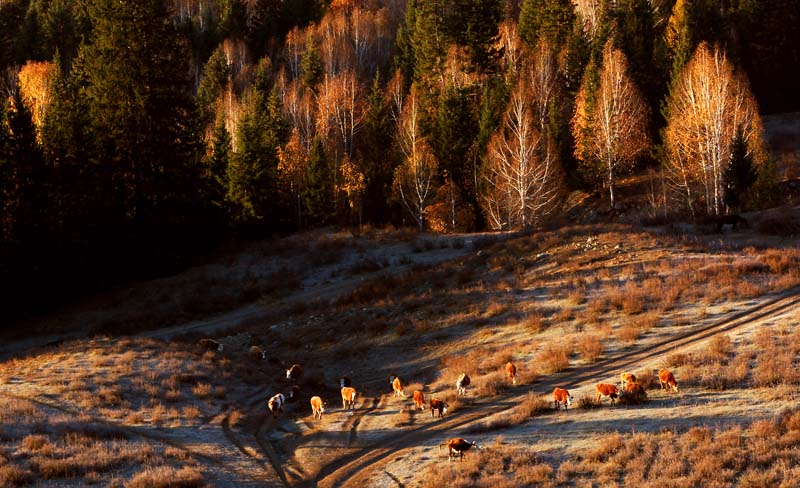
[341, 387, 357, 409]
[440, 438, 478, 462]
[248, 346, 266, 360]
[310, 396, 325, 420]
[506, 362, 517, 385]
[595, 383, 619, 405]
[620, 372, 636, 389]
[429, 398, 448, 418]
[659, 369, 679, 392]
[286, 364, 303, 384]
[391, 376, 405, 398]
[552, 387, 573, 410]
[412, 390, 426, 410]
[623, 382, 647, 402]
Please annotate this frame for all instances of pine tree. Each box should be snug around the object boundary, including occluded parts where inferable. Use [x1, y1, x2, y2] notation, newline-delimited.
[197, 45, 231, 125]
[78, 0, 202, 240]
[518, 0, 577, 53]
[303, 136, 334, 225]
[450, 0, 504, 73]
[205, 113, 232, 214]
[301, 31, 323, 91]
[228, 85, 287, 228]
[432, 85, 479, 220]
[358, 71, 396, 225]
[394, 0, 417, 85]
[723, 126, 757, 212]
[0, 1, 27, 71]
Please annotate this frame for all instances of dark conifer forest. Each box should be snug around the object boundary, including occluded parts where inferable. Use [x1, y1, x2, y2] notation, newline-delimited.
[1, 0, 798, 319]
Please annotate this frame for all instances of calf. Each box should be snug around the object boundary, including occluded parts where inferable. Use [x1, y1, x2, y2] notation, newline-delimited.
[595, 383, 619, 405]
[506, 361, 517, 385]
[440, 438, 477, 462]
[341, 386, 357, 409]
[267, 393, 285, 418]
[287, 385, 300, 402]
[248, 346, 267, 360]
[286, 364, 303, 384]
[429, 398, 448, 418]
[658, 369, 679, 392]
[391, 376, 405, 398]
[199, 338, 223, 352]
[552, 387, 573, 410]
[456, 373, 470, 396]
[412, 390, 426, 411]
[620, 372, 636, 389]
[310, 396, 325, 420]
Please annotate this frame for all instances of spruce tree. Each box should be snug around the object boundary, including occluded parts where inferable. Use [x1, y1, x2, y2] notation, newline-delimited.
[358, 72, 395, 225]
[723, 126, 757, 212]
[518, 0, 576, 53]
[197, 45, 231, 125]
[301, 31, 323, 91]
[303, 136, 334, 225]
[78, 0, 202, 248]
[206, 113, 232, 215]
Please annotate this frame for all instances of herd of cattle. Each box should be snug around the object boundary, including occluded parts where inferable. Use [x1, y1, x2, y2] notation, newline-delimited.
[198, 340, 680, 462]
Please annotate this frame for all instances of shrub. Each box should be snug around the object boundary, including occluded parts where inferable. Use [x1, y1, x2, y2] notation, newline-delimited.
[617, 324, 640, 345]
[578, 335, 604, 362]
[0, 465, 29, 486]
[538, 343, 571, 373]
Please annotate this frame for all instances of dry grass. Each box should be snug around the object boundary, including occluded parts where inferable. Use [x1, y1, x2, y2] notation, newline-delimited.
[616, 323, 640, 345]
[125, 466, 205, 488]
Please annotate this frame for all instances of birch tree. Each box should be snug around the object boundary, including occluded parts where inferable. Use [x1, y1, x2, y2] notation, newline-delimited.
[663, 42, 765, 215]
[392, 85, 437, 230]
[481, 75, 562, 229]
[573, 40, 649, 211]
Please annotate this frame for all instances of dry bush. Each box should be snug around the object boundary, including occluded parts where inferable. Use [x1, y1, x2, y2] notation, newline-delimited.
[192, 383, 212, 399]
[0, 465, 30, 486]
[475, 371, 509, 397]
[484, 301, 508, 318]
[664, 352, 691, 368]
[525, 313, 545, 333]
[21, 434, 50, 451]
[578, 335, 604, 362]
[125, 466, 204, 488]
[228, 410, 244, 427]
[708, 334, 733, 360]
[577, 395, 599, 409]
[616, 323, 640, 345]
[537, 343, 571, 373]
[636, 369, 655, 390]
[182, 405, 201, 420]
[567, 286, 586, 305]
[164, 389, 182, 402]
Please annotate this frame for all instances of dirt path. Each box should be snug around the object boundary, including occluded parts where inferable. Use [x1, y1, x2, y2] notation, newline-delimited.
[314, 289, 800, 488]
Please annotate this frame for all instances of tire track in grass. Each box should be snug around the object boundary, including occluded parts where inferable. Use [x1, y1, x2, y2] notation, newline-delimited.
[315, 290, 800, 488]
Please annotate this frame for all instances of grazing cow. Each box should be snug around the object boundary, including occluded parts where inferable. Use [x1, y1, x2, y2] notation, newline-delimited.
[440, 438, 477, 462]
[623, 382, 647, 402]
[620, 372, 636, 389]
[412, 390, 426, 410]
[339, 375, 352, 388]
[287, 385, 300, 402]
[391, 376, 405, 398]
[456, 373, 471, 396]
[658, 369, 679, 392]
[715, 214, 749, 232]
[199, 338, 223, 352]
[286, 364, 303, 384]
[429, 398, 448, 418]
[552, 387, 573, 410]
[267, 393, 285, 418]
[595, 383, 620, 405]
[506, 362, 517, 385]
[310, 396, 325, 420]
[341, 387, 357, 409]
[248, 346, 267, 360]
